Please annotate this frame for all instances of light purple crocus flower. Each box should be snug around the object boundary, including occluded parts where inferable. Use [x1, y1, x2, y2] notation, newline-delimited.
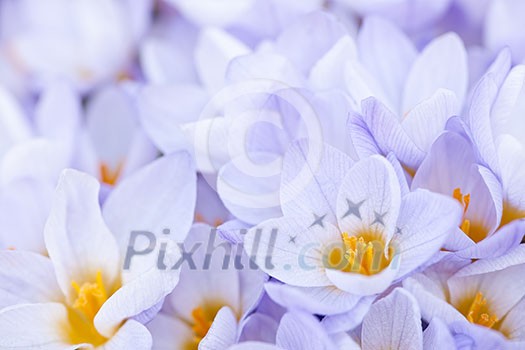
[0, 0, 153, 94]
[148, 224, 267, 350]
[77, 83, 158, 192]
[0, 150, 196, 348]
[140, 12, 357, 225]
[458, 49, 525, 232]
[405, 246, 525, 349]
[243, 140, 462, 318]
[347, 16, 467, 171]
[412, 131, 525, 259]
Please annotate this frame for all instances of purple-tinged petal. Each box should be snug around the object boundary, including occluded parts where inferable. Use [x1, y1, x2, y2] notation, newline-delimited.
[239, 313, 278, 344]
[403, 33, 467, 114]
[402, 89, 459, 152]
[276, 312, 336, 350]
[423, 318, 455, 349]
[357, 16, 417, 113]
[200, 306, 238, 350]
[264, 282, 360, 316]
[395, 189, 463, 279]
[321, 296, 374, 333]
[359, 98, 425, 169]
[361, 288, 423, 350]
[275, 12, 347, 76]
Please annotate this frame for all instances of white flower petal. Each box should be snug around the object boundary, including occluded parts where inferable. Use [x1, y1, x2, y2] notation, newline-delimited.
[244, 217, 339, 287]
[0, 251, 62, 308]
[281, 140, 354, 226]
[103, 151, 196, 277]
[0, 303, 74, 349]
[44, 169, 120, 301]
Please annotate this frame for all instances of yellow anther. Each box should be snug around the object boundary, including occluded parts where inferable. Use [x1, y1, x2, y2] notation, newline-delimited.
[453, 188, 487, 243]
[100, 162, 124, 186]
[67, 271, 111, 346]
[332, 232, 393, 275]
[466, 292, 498, 329]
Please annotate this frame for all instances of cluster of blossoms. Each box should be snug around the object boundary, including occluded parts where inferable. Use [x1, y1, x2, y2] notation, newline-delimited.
[1, 0, 525, 349]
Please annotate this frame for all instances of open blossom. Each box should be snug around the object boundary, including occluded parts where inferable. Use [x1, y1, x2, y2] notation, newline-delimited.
[463, 49, 525, 229]
[405, 247, 525, 349]
[148, 224, 267, 350]
[244, 140, 462, 316]
[412, 131, 525, 258]
[347, 17, 467, 171]
[0, 151, 196, 348]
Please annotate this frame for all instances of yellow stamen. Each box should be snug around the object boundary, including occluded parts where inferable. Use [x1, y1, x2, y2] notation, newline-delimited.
[453, 188, 471, 214]
[185, 304, 223, 350]
[100, 162, 124, 186]
[327, 232, 394, 275]
[66, 271, 112, 346]
[191, 307, 213, 341]
[71, 271, 108, 320]
[466, 292, 498, 329]
[452, 188, 488, 243]
[194, 213, 224, 227]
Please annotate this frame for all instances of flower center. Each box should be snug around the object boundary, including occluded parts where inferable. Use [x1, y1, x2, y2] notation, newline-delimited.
[465, 292, 498, 329]
[100, 161, 123, 186]
[328, 232, 393, 275]
[66, 271, 110, 346]
[185, 304, 223, 350]
[500, 201, 525, 228]
[452, 188, 487, 243]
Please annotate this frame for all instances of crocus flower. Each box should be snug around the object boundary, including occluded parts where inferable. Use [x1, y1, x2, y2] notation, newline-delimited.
[141, 12, 356, 225]
[405, 246, 525, 349]
[461, 49, 525, 230]
[0, 150, 196, 348]
[77, 84, 158, 192]
[412, 131, 525, 258]
[0, 0, 153, 93]
[347, 16, 467, 171]
[244, 140, 462, 316]
[148, 224, 267, 350]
